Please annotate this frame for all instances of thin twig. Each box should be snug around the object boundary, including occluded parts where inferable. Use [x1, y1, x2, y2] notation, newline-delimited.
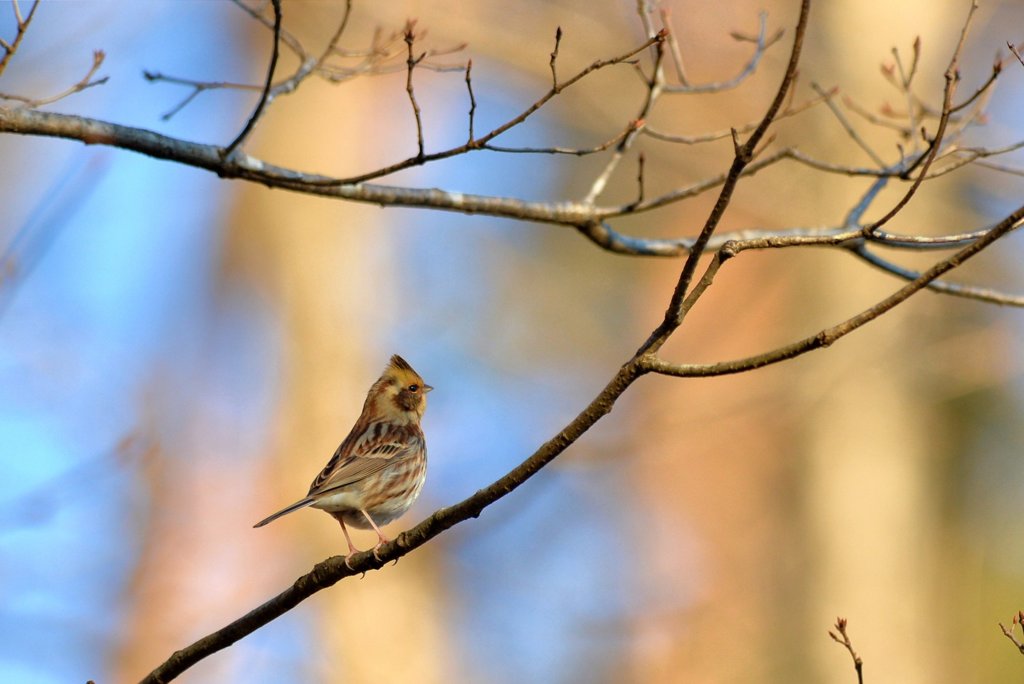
[313, 0, 352, 71]
[828, 618, 865, 684]
[0, 49, 108, 108]
[484, 119, 640, 156]
[549, 26, 562, 88]
[580, 4, 667, 205]
[0, 0, 39, 78]
[229, 0, 306, 59]
[314, 32, 665, 186]
[973, 159, 1024, 176]
[626, 152, 645, 210]
[844, 95, 913, 135]
[144, 72, 258, 121]
[583, 30, 664, 204]
[813, 81, 887, 167]
[154, 1, 359, 121]
[663, 13, 782, 94]
[999, 612, 1024, 655]
[892, 42, 921, 153]
[862, 0, 978, 235]
[620, 149, 790, 214]
[853, 242, 1024, 306]
[843, 177, 888, 227]
[659, 6, 689, 85]
[950, 54, 1003, 114]
[223, 0, 281, 156]
[404, 21, 425, 160]
[643, 87, 833, 145]
[1009, 42, 1024, 69]
[465, 59, 476, 142]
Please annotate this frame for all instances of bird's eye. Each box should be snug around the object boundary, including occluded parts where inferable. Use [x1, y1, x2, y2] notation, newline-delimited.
[408, 384, 420, 392]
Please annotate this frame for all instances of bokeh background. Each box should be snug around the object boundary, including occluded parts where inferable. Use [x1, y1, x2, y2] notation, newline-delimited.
[2, 1, 1024, 682]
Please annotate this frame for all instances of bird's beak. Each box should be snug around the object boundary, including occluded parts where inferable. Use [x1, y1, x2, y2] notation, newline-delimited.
[424, 384, 435, 393]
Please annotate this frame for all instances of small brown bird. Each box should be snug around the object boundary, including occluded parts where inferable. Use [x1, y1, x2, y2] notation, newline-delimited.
[254, 355, 431, 557]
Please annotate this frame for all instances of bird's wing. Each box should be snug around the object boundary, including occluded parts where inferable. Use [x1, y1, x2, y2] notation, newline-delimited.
[309, 426, 422, 497]
[254, 424, 422, 528]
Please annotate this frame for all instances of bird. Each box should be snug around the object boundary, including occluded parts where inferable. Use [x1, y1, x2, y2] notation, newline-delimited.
[254, 354, 432, 558]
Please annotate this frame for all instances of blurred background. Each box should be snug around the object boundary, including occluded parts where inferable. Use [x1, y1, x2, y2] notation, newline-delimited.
[2, 0, 1024, 682]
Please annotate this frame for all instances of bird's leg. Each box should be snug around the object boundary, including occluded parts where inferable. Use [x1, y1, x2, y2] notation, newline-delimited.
[359, 509, 390, 561]
[336, 517, 363, 570]
[338, 518, 361, 554]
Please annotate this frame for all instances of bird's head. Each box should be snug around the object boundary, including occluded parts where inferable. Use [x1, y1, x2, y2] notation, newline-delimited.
[367, 354, 432, 424]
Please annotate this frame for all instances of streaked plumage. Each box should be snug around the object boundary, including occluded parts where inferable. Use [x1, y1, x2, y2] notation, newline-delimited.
[254, 354, 431, 556]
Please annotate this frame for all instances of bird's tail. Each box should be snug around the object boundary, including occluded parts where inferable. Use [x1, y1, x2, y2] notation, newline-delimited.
[253, 496, 316, 528]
